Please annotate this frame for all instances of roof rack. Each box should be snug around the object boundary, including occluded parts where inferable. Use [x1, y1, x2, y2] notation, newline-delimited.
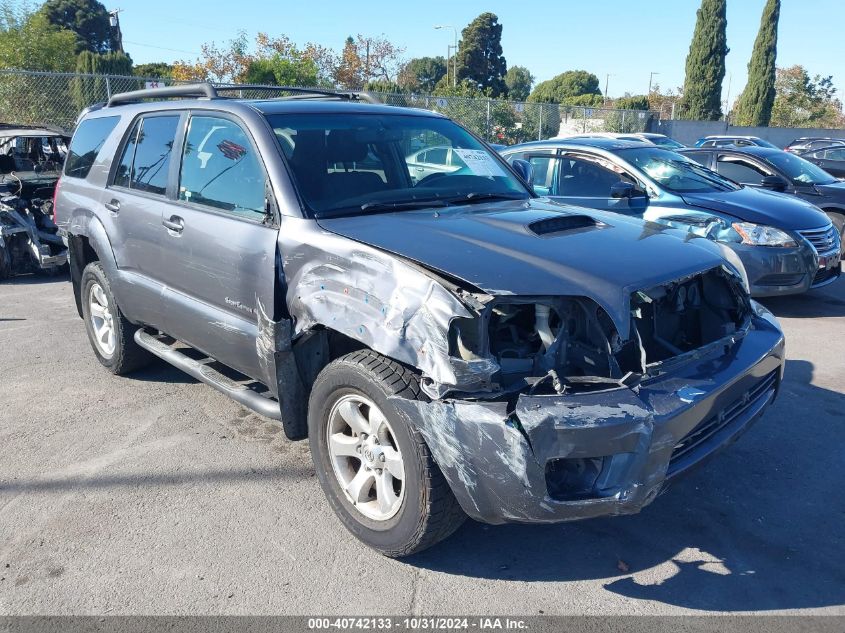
[105, 82, 382, 107]
[214, 84, 382, 104]
[107, 83, 218, 107]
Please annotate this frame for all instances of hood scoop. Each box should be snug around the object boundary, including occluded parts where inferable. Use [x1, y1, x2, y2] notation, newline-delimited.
[528, 214, 605, 237]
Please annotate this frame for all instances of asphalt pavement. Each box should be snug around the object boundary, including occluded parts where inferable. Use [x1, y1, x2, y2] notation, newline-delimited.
[1, 275, 843, 615]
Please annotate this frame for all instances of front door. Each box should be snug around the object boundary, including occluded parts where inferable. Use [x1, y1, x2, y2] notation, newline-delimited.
[161, 112, 279, 386]
[547, 154, 644, 216]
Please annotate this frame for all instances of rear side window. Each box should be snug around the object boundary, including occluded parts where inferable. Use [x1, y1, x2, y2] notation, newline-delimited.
[65, 116, 120, 179]
[114, 115, 179, 195]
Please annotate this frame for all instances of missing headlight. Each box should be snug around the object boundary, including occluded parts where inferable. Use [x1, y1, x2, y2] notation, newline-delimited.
[464, 298, 644, 394]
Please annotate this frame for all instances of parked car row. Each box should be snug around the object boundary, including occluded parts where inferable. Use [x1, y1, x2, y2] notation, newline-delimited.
[46, 84, 796, 557]
[500, 138, 841, 297]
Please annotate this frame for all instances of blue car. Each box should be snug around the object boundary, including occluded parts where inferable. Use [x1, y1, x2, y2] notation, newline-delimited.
[501, 138, 841, 297]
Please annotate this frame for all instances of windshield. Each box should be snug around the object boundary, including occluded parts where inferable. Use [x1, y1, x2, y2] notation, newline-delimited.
[650, 136, 685, 150]
[747, 138, 779, 149]
[764, 151, 838, 185]
[264, 113, 529, 218]
[616, 147, 740, 193]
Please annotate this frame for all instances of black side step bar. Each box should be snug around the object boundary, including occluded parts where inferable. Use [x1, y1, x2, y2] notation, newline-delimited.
[134, 329, 281, 420]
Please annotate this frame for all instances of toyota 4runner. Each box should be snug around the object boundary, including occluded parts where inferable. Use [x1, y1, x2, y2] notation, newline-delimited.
[56, 84, 785, 556]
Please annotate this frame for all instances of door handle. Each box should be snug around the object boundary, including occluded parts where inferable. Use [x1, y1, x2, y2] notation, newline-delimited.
[162, 215, 184, 233]
[104, 199, 120, 214]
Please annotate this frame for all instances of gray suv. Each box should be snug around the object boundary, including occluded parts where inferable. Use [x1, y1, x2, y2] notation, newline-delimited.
[56, 84, 785, 556]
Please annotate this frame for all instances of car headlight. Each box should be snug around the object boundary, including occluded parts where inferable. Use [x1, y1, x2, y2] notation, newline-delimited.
[731, 222, 798, 247]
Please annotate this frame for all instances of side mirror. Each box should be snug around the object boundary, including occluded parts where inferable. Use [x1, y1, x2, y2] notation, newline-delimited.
[611, 181, 646, 199]
[511, 159, 534, 187]
[761, 175, 789, 192]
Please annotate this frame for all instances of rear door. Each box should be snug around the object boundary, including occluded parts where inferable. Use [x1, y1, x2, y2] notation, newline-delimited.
[160, 111, 279, 385]
[106, 112, 182, 327]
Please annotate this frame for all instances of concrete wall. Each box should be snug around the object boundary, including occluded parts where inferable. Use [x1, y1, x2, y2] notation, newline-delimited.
[650, 119, 845, 148]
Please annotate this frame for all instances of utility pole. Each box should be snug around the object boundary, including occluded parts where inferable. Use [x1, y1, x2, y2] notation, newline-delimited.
[648, 71, 660, 96]
[435, 25, 458, 87]
[724, 72, 733, 122]
[109, 8, 124, 53]
[604, 73, 613, 105]
[364, 39, 370, 89]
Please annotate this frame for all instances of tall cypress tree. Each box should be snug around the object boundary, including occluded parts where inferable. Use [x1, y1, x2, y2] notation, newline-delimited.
[733, 0, 780, 126]
[680, 0, 729, 120]
[456, 13, 508, 97]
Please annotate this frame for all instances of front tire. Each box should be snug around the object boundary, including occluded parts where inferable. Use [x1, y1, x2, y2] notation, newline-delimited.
[80, 262, 152, 375]
[308, 351, 465, 557]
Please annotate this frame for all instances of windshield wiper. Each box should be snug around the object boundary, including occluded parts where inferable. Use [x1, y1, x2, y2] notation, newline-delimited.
[450, 192, 529, 204]
[358, 199, 451, 213]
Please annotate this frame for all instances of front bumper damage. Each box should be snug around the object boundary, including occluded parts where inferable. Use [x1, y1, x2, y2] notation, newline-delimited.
[732, 241, 841, 297]
[391, 307, 784, 524]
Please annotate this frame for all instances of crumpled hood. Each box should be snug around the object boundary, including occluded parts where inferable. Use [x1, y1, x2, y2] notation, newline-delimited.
[318, 199, 730, 338]
[681, 187, 830, 230]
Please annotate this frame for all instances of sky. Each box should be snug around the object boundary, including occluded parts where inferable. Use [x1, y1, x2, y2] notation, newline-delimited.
[109, 0, 844, 103]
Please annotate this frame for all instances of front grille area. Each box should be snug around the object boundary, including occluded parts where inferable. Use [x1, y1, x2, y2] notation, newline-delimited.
[757, 272, 804, 287]
[669, 370, 778, 473]
[799, 224, 839, 253]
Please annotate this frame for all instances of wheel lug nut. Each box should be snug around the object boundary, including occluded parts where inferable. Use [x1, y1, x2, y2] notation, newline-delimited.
[379, 455, 385, 462]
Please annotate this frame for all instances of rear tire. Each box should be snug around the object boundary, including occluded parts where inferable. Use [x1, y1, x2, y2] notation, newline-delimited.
[0, 242, 10, 281]
[80, 262, 152, 375]
[308, 350, 465, 557]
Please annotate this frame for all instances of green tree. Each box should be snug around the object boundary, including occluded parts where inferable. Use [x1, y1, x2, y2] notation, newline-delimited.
[133, 62, 173, 79]
[455, 12, 507, 97]
[0, 3, 80, 126]
[244, 55, 318, 86]
[679, 0, 729, 120]
[0, 7, 77, 71]
[71, 50, 132, 110]
[527, 70, 601, 103]
[504, 65, 533, 101]
[39, 0, 115, 53]
[398, 56, 446, 93]
[770, 65, 845, 128]
[614, 95, 650, 110]
[733, 0, 780, 126]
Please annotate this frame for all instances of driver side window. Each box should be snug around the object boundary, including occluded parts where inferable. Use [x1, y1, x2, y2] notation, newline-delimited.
[558, 157, 624, 197]
[716, 156, 768, 185]
[179, 115, 267, 218]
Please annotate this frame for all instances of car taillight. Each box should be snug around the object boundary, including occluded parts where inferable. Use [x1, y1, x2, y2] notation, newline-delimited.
[52, 178, 60, 223]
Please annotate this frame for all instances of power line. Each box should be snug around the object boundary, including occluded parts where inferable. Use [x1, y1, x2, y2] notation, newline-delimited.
[122, 40, 200, 55]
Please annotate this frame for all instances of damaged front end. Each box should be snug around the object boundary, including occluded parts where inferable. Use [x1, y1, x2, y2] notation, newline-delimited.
[0, 181, 66, 280]
[388, 266, 785, 524]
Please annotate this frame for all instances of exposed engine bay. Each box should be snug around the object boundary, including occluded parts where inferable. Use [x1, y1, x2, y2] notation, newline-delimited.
[448, 266, 751, 396]
[0, 125, 69, 279]
[0, 173, 67, 280]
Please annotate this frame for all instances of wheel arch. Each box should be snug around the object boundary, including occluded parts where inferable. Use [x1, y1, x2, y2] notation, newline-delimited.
[67, 213, 117, 318]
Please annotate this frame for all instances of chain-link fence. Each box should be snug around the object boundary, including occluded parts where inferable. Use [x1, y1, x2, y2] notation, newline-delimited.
[0, 68, 660, 141]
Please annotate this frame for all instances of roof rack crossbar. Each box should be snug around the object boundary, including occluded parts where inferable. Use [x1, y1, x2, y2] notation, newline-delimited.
[104, 82, 382, 108]
[107, 83, 218, 107]
[213, 84, 381, 104]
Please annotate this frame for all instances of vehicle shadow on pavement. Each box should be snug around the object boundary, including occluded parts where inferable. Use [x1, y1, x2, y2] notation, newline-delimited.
[407, 359, 845, 612]
[761, 280, 845, 318]
[1, 272, 70, 286]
